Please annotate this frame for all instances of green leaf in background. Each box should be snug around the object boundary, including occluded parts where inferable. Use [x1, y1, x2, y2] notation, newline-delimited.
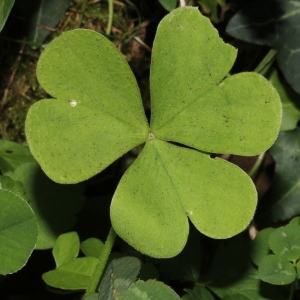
[269, 224, 300, 261]
[198, 0, 224, 23]
[250, 227, 274, 266]
[182, 286, 214, 300]
[256, 128, 300, 225]
[53, 232, 80, 267]
[85, 294, 99, 300]
[226, 0, 300, 94]
[268, 68, 300, 131]
[98, 257, 141, 300]
[29, 0, 70, 44]
[0, 189, 37, 275]
[0, 139, 35, 173]
[120, 280, 180, 300]
[8, 162, 85, 249]
[0, 174, 26, 198]
[0, 0, 14, 32]
[25, 29, 149, 184]
[158, 0, 177, 11]
[81, 237, 104, 258]
[150, 8, 281, 156]
[42, 257, 98, 290]
[258, 255, 296, 285]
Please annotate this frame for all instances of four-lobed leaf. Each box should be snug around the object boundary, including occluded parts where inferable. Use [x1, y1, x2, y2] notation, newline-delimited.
[25, 7, 282, 258]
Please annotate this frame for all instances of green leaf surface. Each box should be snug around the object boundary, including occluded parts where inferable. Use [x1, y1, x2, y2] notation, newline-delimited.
[258, 255, 296, 285]
[0, 0, 14, 32]
[98, 257, 141, 300]
[0, 189, 37, 275]
[269, 224, 300, 261]
[150, 7, 281, 156]
[250, 228, 274, 266]
[9, 162, 85, 249]
[268, 68, 300, 131]
[0, 139, 35, 173]
[0, 175, 26, 198]
[85, 294, 99, 300]
[25, 29, 149, 184]
[120, 280, 180, 300]
[182, 286, 214, 300]
[290, 216, 300, 225]
[111, 139, 257, 258]
[256, 129, 300, 225]
[53, 232, 80, 267]
[226, 0, 300, 94]
[42, 257, 98, 290]
[27, 0, 70, 44]
[158, 0, 177, 11]
[81, 237, 104, 258]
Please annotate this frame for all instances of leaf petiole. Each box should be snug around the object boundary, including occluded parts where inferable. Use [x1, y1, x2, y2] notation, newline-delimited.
[84, 227, 117, 298]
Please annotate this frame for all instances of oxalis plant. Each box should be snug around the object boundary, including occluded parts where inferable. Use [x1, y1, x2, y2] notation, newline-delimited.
[23, 6, 281, 296]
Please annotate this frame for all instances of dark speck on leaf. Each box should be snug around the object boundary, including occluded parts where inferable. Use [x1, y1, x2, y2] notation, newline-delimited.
[5, 150, 13, 153]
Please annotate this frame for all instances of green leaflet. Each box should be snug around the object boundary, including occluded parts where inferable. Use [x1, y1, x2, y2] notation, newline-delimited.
[150, 8, 281, 155]
[0, 0, 14, 32]
[26, 29, 149, 184]
[25, 7, 282, 258]
[0, 189, 37, 275]
[111, 139, 257, 257]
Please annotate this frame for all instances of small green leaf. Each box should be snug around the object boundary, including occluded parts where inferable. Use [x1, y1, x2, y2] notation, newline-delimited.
[250, 228, 274, 266]
[182, 286, 214, 300]
[27, 0, 71, 44]
[0, 0, 14, 32]
[158, 0, 177, 11]
[99, 257, 141, 300]
[85, 293, 99, 300]
[290, 216, 300, 225]
[0, 139, 35, 173]
[42, 257, 98, 290]
[268, 68, 300, 131]
[53, 232, 80, 267]
[120, 280, 180, 300]
[0, 189, 38, 275]
[25, 29, 149, 184]
[0, 175, 26, 198]
[150, 7, 281, 156]
[9, 162, 85, 249]
[258, 255, 296, 285]
[269, 225, 300, 261]
[256, 129, 300, 225]
[81, 237, 104, 258]
[111, 139, 257, 258]
[226, 0, 300, 94]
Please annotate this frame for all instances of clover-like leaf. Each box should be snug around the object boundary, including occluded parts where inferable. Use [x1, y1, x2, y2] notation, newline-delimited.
[111, 139, 257, 257]
[269, 224, 300, 262]
[25, 7, 281, 258]
[258, 255, 296, 285]
[25, 29, 149, 184]
[150, 7, 281, 156]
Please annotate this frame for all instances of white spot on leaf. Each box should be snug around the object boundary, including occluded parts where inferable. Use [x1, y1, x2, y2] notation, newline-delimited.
[69, 100, 77, 107]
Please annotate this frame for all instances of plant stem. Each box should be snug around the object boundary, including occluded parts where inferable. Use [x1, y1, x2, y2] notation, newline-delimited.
[253, 48, 277, 75]
[106, 0, 114, 35]
[288, 281, 295, 300]
[84, 227, 117, 298]
[77, 0, 88, 28]
[248, 152, 266, 179]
